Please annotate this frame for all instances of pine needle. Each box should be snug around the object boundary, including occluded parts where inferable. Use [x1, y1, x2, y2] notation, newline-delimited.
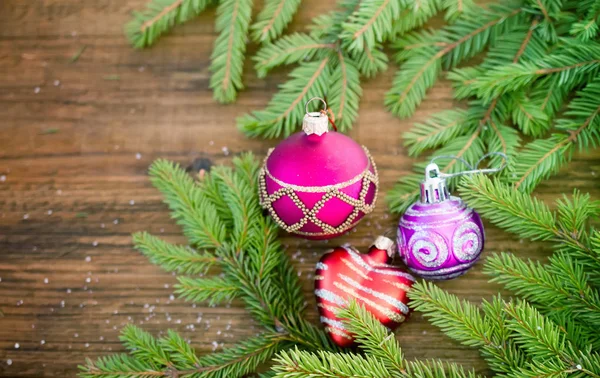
[251, 0, 302, 43]
[386, 3, 524, 118]
[125, 0, 213, 48]
[70, 45, 87, 63]
[209, 0, 253, 104]
[341, 0, 405, 53]
[39, 128, 60, 135]
[132, 231, 216, 274]
[327, 53, 362, 131]
[238, 58, 332, 138]
[175, 276, 239, 305]
[253, 33, 334, 78]
[512, 77, 600, 192]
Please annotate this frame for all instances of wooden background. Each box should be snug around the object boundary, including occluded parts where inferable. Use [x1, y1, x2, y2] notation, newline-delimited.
[0, 1, 599, 376]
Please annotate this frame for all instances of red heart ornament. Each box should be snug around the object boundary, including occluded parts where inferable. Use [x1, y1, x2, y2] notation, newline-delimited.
[314, 236, 415, 347]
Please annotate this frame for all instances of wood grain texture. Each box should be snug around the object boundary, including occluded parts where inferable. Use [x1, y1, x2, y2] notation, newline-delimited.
[0, 1, 599, 376]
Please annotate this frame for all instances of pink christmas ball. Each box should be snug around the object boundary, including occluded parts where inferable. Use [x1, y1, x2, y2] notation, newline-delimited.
[397, 196, 485, 280]
[259, 131, 378, 239]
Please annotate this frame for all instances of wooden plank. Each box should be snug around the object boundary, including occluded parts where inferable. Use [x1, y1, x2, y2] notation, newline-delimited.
[1, 0, 599, 376]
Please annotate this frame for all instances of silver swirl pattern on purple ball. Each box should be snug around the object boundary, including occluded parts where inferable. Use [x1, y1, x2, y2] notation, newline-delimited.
[452, 221, 483, 262]
[396, 231, 408, 264]
[407, 231, 449, 268]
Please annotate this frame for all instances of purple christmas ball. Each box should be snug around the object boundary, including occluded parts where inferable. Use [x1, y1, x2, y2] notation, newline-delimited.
[396, 163, 485, 280]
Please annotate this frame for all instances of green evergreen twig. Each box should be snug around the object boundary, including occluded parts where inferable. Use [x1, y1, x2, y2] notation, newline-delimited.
[79, 154, 337, 377]
[125, 0, 301, 103]
[272, 301, 482, 378]
[239, 0, 471, 138]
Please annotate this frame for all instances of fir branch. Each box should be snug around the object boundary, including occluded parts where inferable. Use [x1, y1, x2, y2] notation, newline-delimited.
[590, 230, 600, 265]
[251, 0, 302, 43]
[386, 172, 423, 215]
[547, 253, 600, 326]
[409, 281, 494, 348]
[484, 252, 600, 330]
[209, 162, 262, 249]
[242, 0, 446, 137]
[82, 329, 287, 378]
[160, 330, 200, 369]
[511, 134, 573, 191]
[273, 347, 390, 378]
[79, 354, 162, 377]
[457, 175, 600, 266]
[528, 77, 570, 120]
[308, 0, 362, 43]
[570, 0, 600, 41]
[125, 0, 213, 48]
[235, 153, 261, 182]
[512, 20, 539, 63]
[513, 77, 600, 192]
[411, 277, 598, 377]
[385, 42, 442, 119]
[327, 52, 362, 131]
[390, 0, 444, 39]
[274, 331, 478, 378]
[402, 109, 468, 156]
[278, 315, 342, 352]
[348, 44, 389, 78]
[472, 40, 600, 101]
[238, 58, 332, 138]
[448, 24, 545, 100]
[132, 232, 217, 274]
[253, 33, 334, 78]
[198, 167, 236, 229]
[194, 154, 314, 341]
[526, 0, 556, 24]
[410, 283, 531, 376]
[150, 156, 283, 322]
[149, 159, 227, 249]
[337, 301, 405, 375]
[459, 175, 558, 240]
[555, 190, 600, 242]
[479, 296, 529, 374]
[216, 236, 283, 329]
[403, 360, 481, 378]
[341, 0, 404, 53]
[175, 275, 239, 305]
[194, 333, 289, 377]
[484, 253, 571, 310]
[469, 97, 519, 170]
[504, 301, 600, 377]
[548, 311, 600, 352]
[386, 3, 524, 118]
[510, 91, 550, 137]
[448, 67, 484, 99]
[524, 0, 561, 42]
[209, 0, 253, 104]
[442, 0, 475, 22]
[485, 118, 521, 167]
[389, 92, 512, 212]
[82, 154, 338, 377]
[120, 325, 173, 368]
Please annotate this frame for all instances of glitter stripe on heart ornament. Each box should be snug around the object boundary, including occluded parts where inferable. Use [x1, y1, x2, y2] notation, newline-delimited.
[314, 236, 415, 347]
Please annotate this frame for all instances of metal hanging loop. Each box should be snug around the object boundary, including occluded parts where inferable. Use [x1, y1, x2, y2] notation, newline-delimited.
[305, 97, 327, 117]
[430, 152, 508, 179]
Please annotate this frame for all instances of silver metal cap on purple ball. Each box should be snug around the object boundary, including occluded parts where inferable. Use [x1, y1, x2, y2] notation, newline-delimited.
[420, 163, 450, 204]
